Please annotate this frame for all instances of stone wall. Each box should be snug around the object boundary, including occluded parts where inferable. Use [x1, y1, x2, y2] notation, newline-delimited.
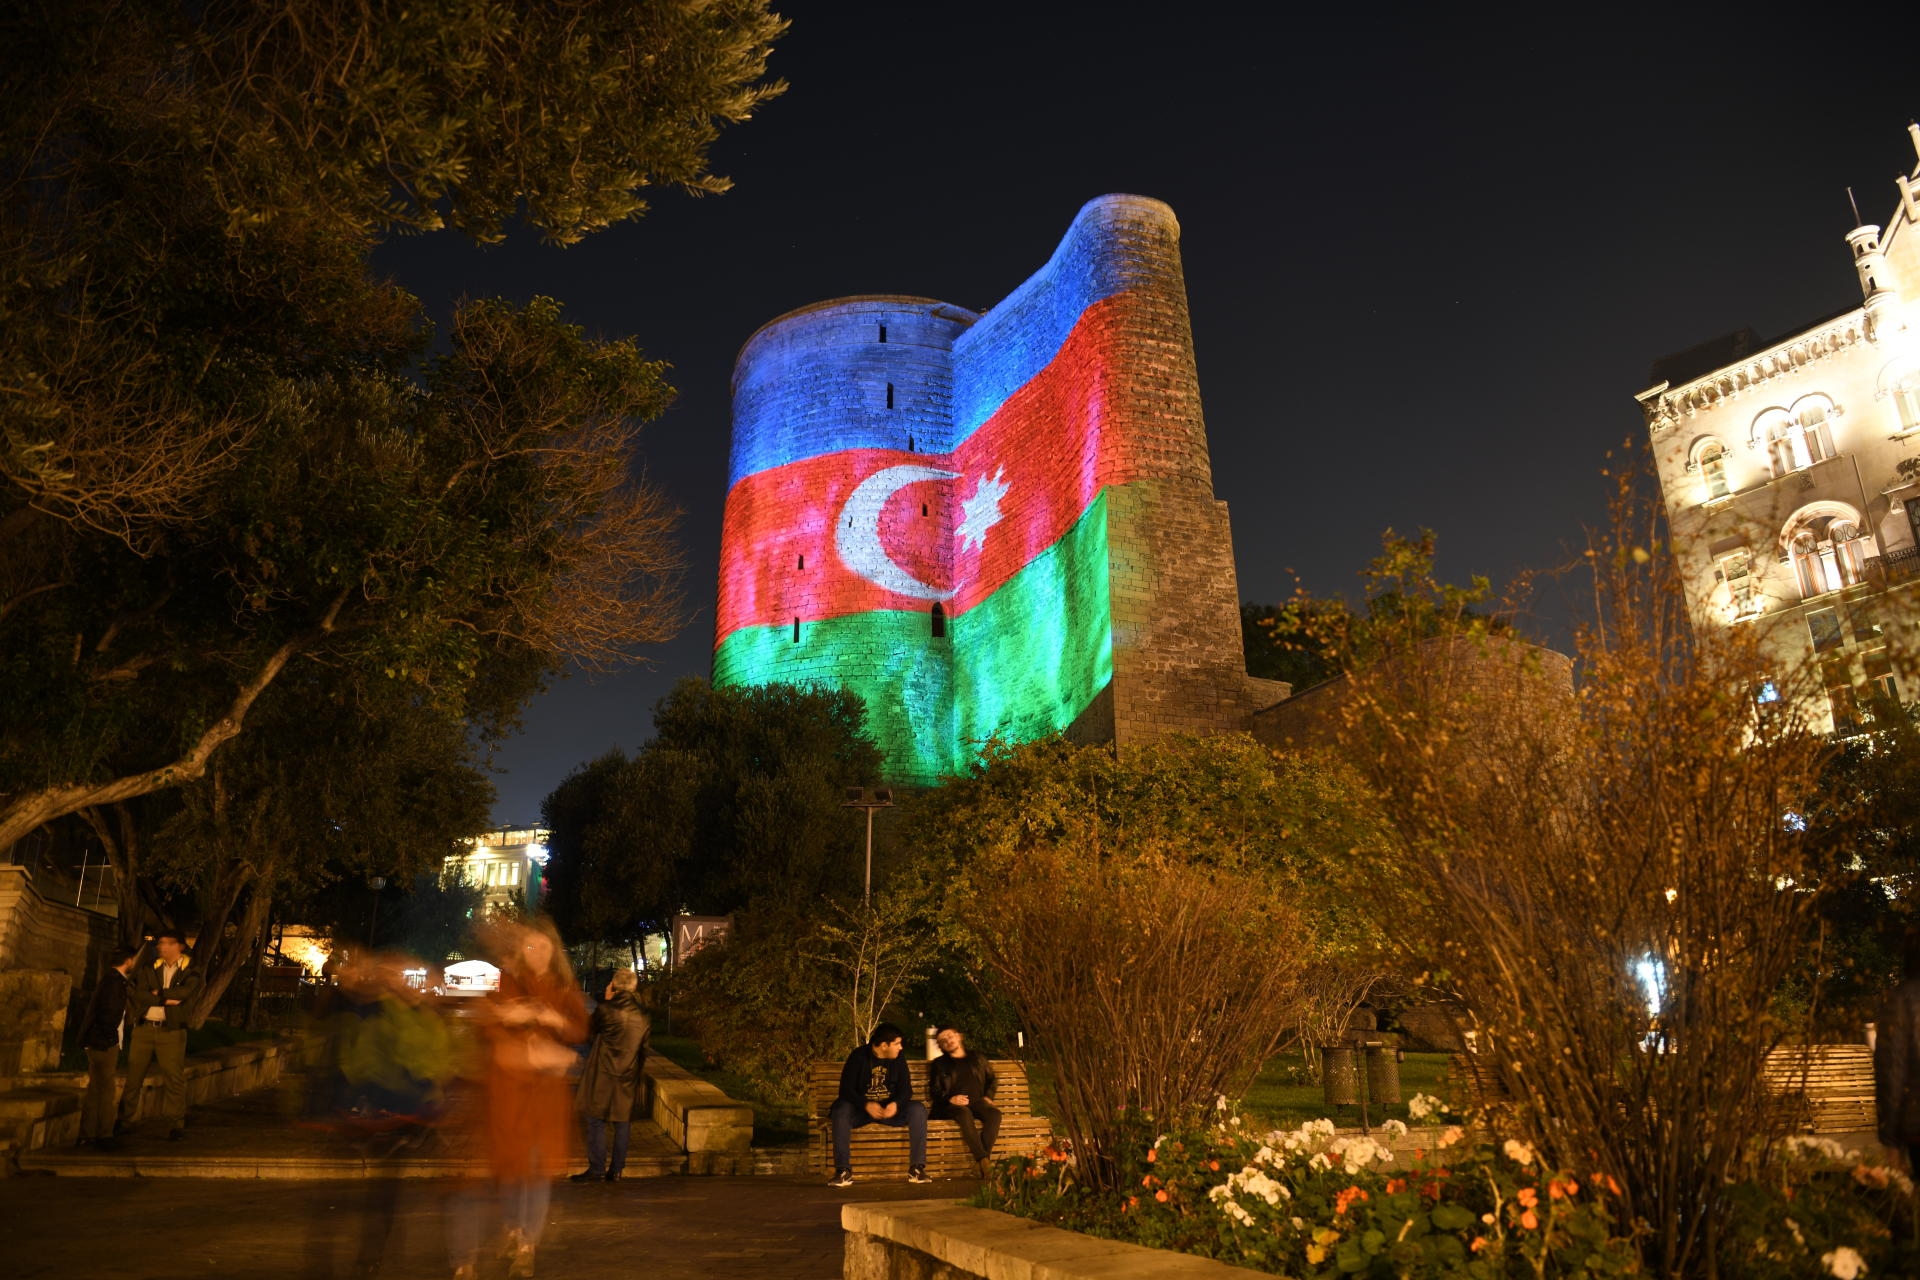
[0, 867, 118, 1076]
[841, 1199, 1257, 1279]
[715, 196, 1285, 782]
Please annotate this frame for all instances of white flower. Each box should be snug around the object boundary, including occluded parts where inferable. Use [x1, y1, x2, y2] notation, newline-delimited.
[1216, 1094, 1229, 1111]
[1481, 1213, 1495, 1225]
[1290, 1217, 1305, 1230]
[1407, 1093, 1444, 1121]
[1502, 1138, 1536, 1168]
[1785, 1218, 1805, 1248]
[1822, 1245, 1867, 1279]
[1231, 1115, 1242, 1126]
[1438, 1126, 1465, 1149]
[1382, 1119, 1409, 1139]
[1308, 1152, 1332, 1171]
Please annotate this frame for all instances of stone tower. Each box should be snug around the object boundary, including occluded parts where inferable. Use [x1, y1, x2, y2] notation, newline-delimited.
[714, 195, 1285, 783]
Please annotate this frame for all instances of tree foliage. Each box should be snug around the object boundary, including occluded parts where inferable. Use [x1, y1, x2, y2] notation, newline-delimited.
[541, 679, 888, 945]
[0, 0, 786, 853]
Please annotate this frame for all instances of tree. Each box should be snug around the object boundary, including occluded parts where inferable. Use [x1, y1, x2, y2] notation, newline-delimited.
[1330, 484, 1858, 1278]
[0, 0, 786, 854]
[541, 679, 888, 943]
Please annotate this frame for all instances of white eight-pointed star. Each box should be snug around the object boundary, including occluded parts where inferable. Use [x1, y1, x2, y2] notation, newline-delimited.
[955, 467, 1010, 555]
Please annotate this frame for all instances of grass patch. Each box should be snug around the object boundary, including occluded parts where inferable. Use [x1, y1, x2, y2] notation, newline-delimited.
[650, 1034, 809, 1147]
[1239, 1050, 1455, 1129]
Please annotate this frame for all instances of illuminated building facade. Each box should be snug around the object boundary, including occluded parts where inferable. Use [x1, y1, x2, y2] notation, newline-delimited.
[447, 826, 549, 912]
[714, 196, 1286, 783]
[1640, 127, 1920, 734]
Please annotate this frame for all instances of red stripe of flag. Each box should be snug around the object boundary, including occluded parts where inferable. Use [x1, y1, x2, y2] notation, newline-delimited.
[715, 292, 1145, 647]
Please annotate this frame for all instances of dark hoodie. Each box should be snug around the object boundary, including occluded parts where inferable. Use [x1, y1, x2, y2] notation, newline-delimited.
[836, 1043, 912, 1110]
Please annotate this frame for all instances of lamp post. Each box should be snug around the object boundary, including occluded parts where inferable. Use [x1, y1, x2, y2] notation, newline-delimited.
[366, 875, 387, 949]
[841, 787, 895, 904]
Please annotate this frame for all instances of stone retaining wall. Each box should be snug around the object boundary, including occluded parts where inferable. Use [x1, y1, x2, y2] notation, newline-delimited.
[0, 1035, 298, 1165]
[644, 1055, 754, 1174]
[842, 1199, 1259, 1279]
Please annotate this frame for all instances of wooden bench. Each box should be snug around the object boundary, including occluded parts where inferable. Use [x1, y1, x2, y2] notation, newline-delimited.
[1764, 1045, 1876, 1134]
[807, 1057, 1053, 1179]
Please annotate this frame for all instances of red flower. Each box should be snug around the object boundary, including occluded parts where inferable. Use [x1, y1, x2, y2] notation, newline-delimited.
[1516, 1187, 1538, 1209]
[1207, 1159, 1220, 1171]
[1519, 1209, 1539, 1231]
[1155, 1189, 1170, 1203]
[1385, 1178, 1407, 1195]
[1146, 1149, 1157, 1163]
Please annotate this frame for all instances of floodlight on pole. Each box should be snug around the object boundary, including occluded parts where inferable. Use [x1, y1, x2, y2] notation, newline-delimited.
[841, 786, 895, 904]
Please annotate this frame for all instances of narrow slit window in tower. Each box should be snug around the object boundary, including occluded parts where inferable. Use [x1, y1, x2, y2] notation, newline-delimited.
[878, 324, 887, 343]
[797, 554, 805, 570]
[930, 603, 946, 638]
[793, 617, 801, 643]
[921, 503, 929, 517]
[907, 435, 915, 452]
[886, 383, 895, 409]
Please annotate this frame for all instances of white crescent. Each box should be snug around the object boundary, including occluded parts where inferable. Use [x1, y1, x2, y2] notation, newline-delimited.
[836, 464, 960, 600]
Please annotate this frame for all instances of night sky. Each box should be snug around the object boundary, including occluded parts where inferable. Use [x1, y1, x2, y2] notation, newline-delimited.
[375, 8, 1918, 824]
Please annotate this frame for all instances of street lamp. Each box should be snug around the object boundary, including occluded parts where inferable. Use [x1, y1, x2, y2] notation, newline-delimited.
[367, 875, 387, 949]
[842, 787, 894, 904]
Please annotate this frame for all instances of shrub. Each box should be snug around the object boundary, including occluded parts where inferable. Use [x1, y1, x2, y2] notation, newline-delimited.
[979, 1115, 1645, 1277]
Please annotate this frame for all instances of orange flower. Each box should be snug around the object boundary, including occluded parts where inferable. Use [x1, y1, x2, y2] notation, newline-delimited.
[1519, 1209, 1539, 1230]
[1470, 1237, 1488, 1253]
[1603, 1174, 1623, 1197]
[1155, 1189, 1170, 1203]
[1125, 1196, 1138, 1211]
[1334, 1186, 1371, 1217]
[1516, 1187, 1538, 1208]
[1146, 1149, 1157, 1163]
[1420, 1181, 1443, 1200]
[1385, 1178, 1407, 1195]
[1207, 1160, 1220, 1171]
[1142, 1174, 1157, 1187]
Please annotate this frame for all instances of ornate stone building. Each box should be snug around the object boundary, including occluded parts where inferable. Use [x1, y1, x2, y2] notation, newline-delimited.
[1639, 126, 1920, 734]
[712, 196, 1286, 783]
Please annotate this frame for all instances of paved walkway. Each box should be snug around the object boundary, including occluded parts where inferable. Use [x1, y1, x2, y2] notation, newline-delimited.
[21, 1077, 686, 1179]
[4, 1172, 968, 1279]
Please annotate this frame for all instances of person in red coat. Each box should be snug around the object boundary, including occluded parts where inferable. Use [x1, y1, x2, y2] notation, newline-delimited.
[451, 919, 587, 1280]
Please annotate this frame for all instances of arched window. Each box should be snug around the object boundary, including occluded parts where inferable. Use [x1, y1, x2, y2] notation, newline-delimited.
[1882, 359, 1920, 432]
[1784, 509, 1871, 599]
[1755, 399, 1837, 478]
[1698, 442, 1730, 500]
[930, 602, 947, 638]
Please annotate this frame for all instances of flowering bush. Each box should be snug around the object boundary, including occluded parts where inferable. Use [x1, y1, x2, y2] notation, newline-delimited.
[979, 1115, 1640, 1277]
[979, 1118, 1920, 1278]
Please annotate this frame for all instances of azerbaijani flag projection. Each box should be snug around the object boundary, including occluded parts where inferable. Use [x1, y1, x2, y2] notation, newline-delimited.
[713, 195, 1190, 784]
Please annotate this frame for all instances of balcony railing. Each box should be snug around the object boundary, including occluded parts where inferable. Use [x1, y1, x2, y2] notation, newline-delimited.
[1876, 546, 1920, 587]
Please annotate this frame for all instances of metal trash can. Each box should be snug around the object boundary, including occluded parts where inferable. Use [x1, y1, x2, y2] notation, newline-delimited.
[1321, 1045, 1359, 1106]
[1365, 1044, 1402, 1104]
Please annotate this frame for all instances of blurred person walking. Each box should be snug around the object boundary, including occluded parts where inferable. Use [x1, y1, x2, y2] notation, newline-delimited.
[571, 968, 650, 1183]
[76, 945, 138, 1150]
[118, 930, 202, 1139]
[451, 919, 586, 1280]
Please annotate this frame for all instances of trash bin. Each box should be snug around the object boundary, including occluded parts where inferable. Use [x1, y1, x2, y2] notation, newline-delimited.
[1365, 1044, 1401, 1104]
[1321, 1045, 1359, 1106]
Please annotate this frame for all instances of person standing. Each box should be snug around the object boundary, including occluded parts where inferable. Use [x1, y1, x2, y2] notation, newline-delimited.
[929, 1025, 1001, 1177]
[452, 919, 587, 1280]
[827, 1022, 929, 1187]
[1875, 930, 1920, 1171]
[76, 945, 139, 1149]
[571, 969, 650, 1183]
[118, 930, 203, 1140]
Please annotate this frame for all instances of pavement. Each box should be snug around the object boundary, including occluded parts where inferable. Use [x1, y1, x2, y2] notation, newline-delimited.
[2, 1171, 972, 1279]
[19, 1078, 686, 1179]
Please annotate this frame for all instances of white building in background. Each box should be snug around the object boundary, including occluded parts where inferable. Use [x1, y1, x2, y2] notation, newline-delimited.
[1639, 125, 1920, 735]
[449, 826, 550, 912]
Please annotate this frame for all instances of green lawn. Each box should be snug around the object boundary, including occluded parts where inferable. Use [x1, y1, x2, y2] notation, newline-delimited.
[1239, 1051, 1455, 1130]
[650, 1034, 810, 1147]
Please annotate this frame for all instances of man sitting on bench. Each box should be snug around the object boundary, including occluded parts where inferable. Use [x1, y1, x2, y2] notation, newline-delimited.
[929, 1024, 1001, 1177]
[828, 1022, 928, 1186]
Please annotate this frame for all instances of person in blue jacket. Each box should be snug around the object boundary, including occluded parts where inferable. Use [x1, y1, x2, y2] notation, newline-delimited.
[827, 1022, 927, 1186]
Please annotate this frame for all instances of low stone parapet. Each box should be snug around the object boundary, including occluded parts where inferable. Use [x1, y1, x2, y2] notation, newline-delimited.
[643, 1055, 753, 1174]
[0, 1035, 298, 1166]
[842, 1199, 1261, 1279]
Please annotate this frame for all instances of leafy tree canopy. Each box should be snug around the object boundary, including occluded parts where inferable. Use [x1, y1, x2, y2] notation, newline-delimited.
[0, 0, 786, 852]
[541, 679, 888, 944]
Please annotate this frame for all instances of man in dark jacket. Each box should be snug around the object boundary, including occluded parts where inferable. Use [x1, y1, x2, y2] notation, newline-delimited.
[571, 969, 651, 1182]
[118, 930, 204, 1139]
[1876, 931, 1920, 1170]
[929, 1025, 1000, 1176]
[828, 1022, 927, 1186]
[76, 945, 139, 1149]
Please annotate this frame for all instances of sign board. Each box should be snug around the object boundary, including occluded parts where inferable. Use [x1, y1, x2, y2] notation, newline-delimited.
[672, 914, 733, 962]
